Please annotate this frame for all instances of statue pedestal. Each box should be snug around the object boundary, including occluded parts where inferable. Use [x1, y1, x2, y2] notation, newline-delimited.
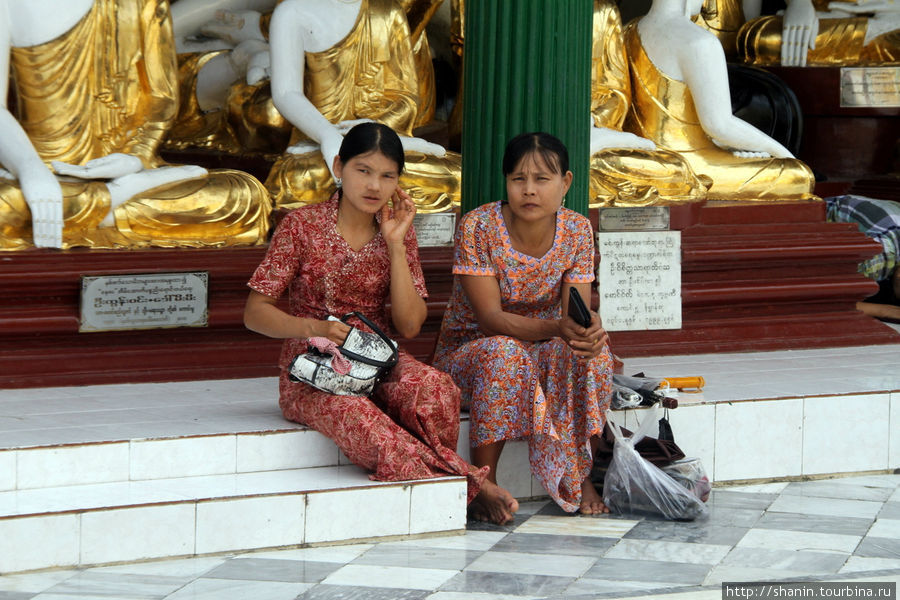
[0, 247, 282, 388]
[606, 200, 899, 356]
[766, 66, 900, 180]
[2, 201, 895, 389]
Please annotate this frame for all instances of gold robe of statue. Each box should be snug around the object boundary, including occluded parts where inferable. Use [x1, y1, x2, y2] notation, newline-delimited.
[265, 0, 460, 212]
[739, 0, 900, 66]
[0, 0, 271, 251]
[693, 0, 746, 59]
[623, 23, 816, 201]
[590, 0, 708, 207]
[166, 0, 441, 156]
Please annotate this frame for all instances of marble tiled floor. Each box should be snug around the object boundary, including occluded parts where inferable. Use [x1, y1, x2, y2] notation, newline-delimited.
[0, 475, 898, 600]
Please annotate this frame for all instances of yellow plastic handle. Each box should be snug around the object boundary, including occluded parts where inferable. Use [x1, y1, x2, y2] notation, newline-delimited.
[660, 376, 705, 390]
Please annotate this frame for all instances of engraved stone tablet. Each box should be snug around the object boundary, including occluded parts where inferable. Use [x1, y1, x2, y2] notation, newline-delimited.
[80, 272, 209, 332]
[599, 206, 670, 231]
[840, 67, 900, 108]
[414, 212, 456, 247]
[597, 231, 681, 331]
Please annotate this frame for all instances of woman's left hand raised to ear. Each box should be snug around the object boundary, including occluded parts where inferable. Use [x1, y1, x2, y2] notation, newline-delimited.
[380, 187, 416, 250]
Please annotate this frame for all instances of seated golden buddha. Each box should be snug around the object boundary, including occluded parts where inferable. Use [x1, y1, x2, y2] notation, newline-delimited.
[0, 0, 271, 251]
[739, 0, 900, 66]
[622, 0, 816, 202]
[262, 0, 458, 212]
[166, 0, 444, 160]
[589, 0, 708, 207]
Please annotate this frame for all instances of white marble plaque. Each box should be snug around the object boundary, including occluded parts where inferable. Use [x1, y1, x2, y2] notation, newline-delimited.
[414, 212, 456, 247]
[840, 67, 900, 108]
[597, 231, 681, 331]
[599, 206, 670, 231]
[80, 272, 209, 332]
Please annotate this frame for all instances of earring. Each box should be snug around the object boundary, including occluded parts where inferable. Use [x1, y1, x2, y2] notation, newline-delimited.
[335, 177, 342, 187]
[562, 196, 567, 207]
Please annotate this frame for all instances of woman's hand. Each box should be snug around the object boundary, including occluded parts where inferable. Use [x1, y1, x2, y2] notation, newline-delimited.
[312, 318, 351, 345]
[559, 313, 609, 359]
[380, 187, 416, 250]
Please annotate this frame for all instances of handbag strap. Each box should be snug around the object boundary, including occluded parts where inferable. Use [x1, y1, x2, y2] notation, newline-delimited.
[339, 312, 399, 368]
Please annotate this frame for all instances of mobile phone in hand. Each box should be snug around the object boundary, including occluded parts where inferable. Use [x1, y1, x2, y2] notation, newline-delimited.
[567, 288, 591, 328]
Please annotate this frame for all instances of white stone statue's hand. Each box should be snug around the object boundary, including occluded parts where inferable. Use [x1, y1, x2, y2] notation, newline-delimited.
[399, 135, 447, 158]
[227, 39, 270, 84]
[20, 164, 64, 248]
[590, 126, 657, 153]
[335, 119, 376, 135]
[828, 0, 900, 13]
[199, 10, 266, 46]
[245, 47, 271, 85]
[52, 153, 144, 180]
[782, 0, 819, 66]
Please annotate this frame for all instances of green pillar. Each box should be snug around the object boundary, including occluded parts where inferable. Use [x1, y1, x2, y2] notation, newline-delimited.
[460, 0, 592, 216]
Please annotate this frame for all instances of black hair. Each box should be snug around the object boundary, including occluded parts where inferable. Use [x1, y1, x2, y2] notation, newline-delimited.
[502, 132, 569, 177]
[338, 122, 405, 173]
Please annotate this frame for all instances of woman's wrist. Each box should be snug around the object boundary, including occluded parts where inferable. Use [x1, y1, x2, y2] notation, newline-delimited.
[386, 242, 408, 260]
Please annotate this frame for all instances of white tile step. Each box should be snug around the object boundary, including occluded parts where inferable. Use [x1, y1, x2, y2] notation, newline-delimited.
[0, 464, 467, 574]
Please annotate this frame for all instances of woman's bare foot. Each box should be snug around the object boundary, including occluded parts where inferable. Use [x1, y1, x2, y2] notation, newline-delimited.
[579, 477, 609, 515]
[468, 480, 520, 524]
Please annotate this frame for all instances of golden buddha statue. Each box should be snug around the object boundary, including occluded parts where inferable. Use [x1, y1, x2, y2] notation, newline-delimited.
[739, 0, 900, 66]
[165, 0, 443, 158]
[624, 0, 816, 202]
[0, 0, 271, 251]
[262, 0, 459, 212]
[447, 0, 707, 207]
[589, 0, 708, 207]
[693, 0, 749, 59]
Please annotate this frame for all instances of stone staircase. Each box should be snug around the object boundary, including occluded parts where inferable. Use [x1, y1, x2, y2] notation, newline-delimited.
[0, 425, 467, 573]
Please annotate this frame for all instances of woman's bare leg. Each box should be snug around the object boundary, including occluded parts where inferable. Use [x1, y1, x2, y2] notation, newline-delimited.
[469, 441, 519, 523]
[579, 434, 609, 515]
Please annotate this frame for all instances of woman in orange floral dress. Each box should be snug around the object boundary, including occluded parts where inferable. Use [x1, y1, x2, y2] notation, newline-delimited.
[434, 132, 613, 517]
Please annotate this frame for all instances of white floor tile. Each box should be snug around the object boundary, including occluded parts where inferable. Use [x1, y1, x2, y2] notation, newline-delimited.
[409, 479, 467, 534]
[802, 394, 891, 474]
[604, 539, 731, 565]
[736, 529, 861, 553]
[465, 551, 596, 578]
[0, 514, 80, 572]
[16, 442, 129, 489]
[195, 494, 307, 553]
[714, 398, 803, 481]
[513, 514, 639, 537]
[165, 578, 314, 600]
[80, 504, 195, 565]
[305, 484, 411, 543]
[245, 543, 374, 563]
[130, 435, 237, 480]
[0, 449, 15, 491]
[867, 518, 900, 539]
[236, 429, 340, 472]
[321, 564, 458, 590]
[767, 494, 884, 519]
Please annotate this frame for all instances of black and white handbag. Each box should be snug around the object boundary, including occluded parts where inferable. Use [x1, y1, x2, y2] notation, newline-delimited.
[288, 312, 398, 396]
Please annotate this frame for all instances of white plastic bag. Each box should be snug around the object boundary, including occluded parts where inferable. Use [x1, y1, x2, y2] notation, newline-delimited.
[602, 406, 708, 521]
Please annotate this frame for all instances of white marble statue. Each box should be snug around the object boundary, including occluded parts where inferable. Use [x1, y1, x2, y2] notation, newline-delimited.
[170, 0, 276, 112]
[642, 0, 795, 159]
[0, 0, 270, 250]
[269, 0, 447, 182]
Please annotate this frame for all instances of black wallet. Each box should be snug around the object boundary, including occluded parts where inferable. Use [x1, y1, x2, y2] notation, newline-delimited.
[567, 288, 591, 328]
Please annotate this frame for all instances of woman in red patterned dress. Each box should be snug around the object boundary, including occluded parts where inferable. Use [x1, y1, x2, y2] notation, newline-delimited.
[244, 122, 517, 524]
[434, 132, 613, 516]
